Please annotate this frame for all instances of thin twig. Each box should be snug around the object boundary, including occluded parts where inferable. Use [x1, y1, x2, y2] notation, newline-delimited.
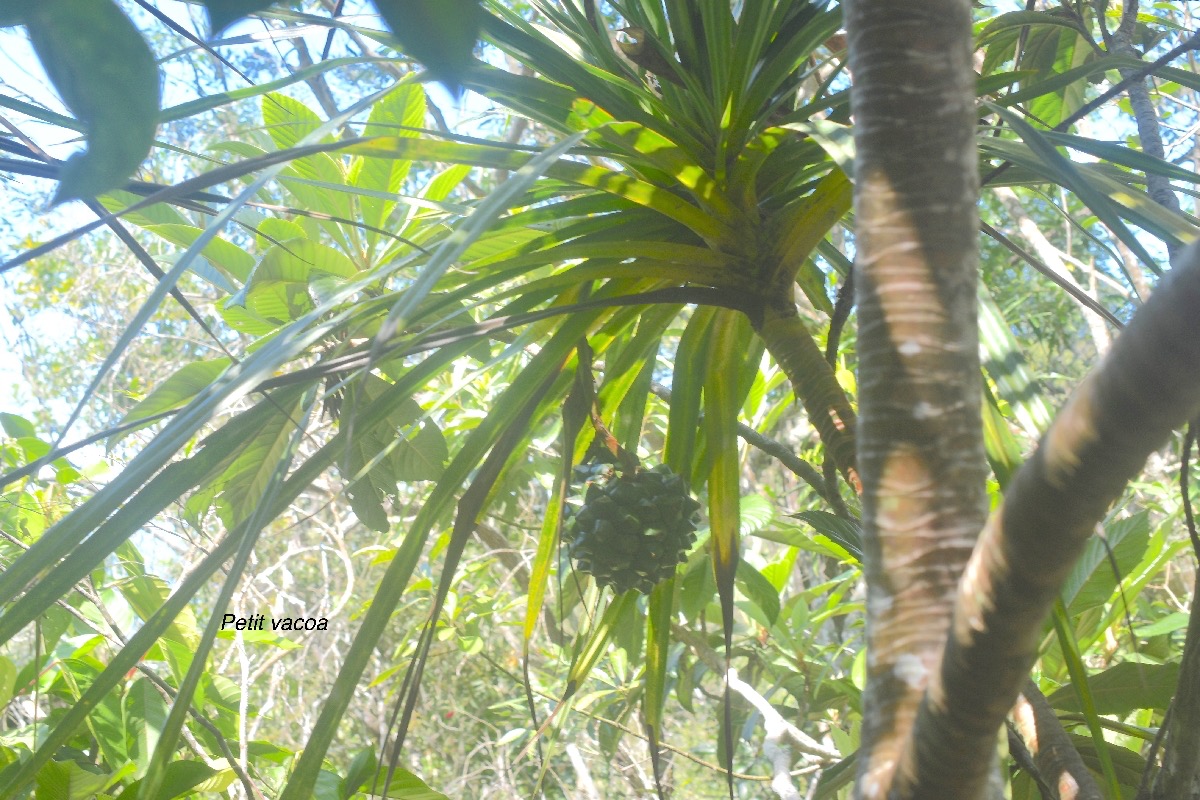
[648, 382, 831, 502]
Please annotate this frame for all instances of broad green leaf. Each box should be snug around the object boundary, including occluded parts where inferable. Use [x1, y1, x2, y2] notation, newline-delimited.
[253, 239, 359, 283]
[117, 574, 201, 650]
[202, 0, 275, 34]
[1062, 511, 1150, 613]
[1047, 662, 1180, 715]
[1077, 530, 1190, 657]
[262, 93, 326, 152]
[39, 606, 72, 656]
[760, 547, 800, 594]
[990, 8, 1093, 126]
[374, 0, 484, 88]
[422, 163, 473, 203]
[355, 85, 426, 252]
[34, 760, 118, 800]
[113, 760, 218, 800]
[116, 358, 232, 436]
[27, 0, 159, 202]
[739, 495, 774, 534]
[259, 95, 354, 238]
[0, 414, 35, 439]
[1135, 612, 1189, 638]
[340, 748, 377, 800]
[736, 560, 780, 627]
[124, 677, 169, 772]
[254, 218, 308, 248]
[366, 766, 450, 799]
[57, 658, 128, 769]
[214, 393, 306, 529]
[788, 510, 864, 561]
[228, 239, 359, 324]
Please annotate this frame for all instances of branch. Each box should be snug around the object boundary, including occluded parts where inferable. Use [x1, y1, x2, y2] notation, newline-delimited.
[1105, 0, 1181, 215]
[726, 669, 841, 762]
[980, 221, 1124, 330]
[915, 241, 1200, 797]
[726, 668, 838, 800]
[1153, 557, 1200, 796]
[754, 309, 859, 494]
[1011, 680, 1103, 800]
[990, 187, 1118, 352]
[648, 382, 832, 503]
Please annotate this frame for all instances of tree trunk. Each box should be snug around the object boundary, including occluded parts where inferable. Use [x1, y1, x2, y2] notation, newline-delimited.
[845, 1, 987, 797]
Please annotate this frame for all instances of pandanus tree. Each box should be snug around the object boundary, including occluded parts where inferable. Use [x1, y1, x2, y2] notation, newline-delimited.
[2, 0, 1200, 798]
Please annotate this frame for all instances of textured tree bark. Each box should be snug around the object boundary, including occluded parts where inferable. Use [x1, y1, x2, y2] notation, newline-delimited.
[1153, 589, 1200, 798]
[845, 3, 1200, 798]
[755, 307, 859, 493]
[1011, 681, 1103, 800]
[1104, 0, 1181, 216]
[844, 1, 987, 797]
[917, 242, 1200, 797]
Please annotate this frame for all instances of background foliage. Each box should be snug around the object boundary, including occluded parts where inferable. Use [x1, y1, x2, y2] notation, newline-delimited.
[1, 0, 1199, 798]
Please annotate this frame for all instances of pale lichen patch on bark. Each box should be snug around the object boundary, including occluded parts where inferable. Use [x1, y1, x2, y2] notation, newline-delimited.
[894, 653, 929, 690]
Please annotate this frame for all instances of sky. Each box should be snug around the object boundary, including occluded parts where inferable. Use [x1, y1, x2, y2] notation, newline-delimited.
[0, 1, 479, 431]
[0, 25, 90, 424]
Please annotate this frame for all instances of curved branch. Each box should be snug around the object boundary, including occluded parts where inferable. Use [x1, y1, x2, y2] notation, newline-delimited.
[754, 308, 859, 494]
[1011, 680, 1103, 800]
[919, 242, 1200, 798]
